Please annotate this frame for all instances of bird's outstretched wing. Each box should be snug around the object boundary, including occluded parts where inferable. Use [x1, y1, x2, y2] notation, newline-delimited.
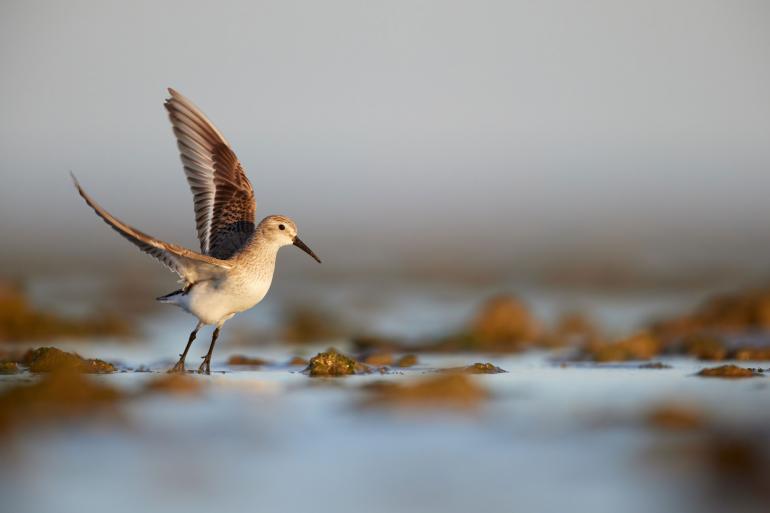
[164, 88, 256, 259]
[72, 174, 233, 283]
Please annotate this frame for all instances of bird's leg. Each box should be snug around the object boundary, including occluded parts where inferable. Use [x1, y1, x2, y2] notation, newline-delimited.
[198, 325, 221, 375]
[169, 322, 202, 373]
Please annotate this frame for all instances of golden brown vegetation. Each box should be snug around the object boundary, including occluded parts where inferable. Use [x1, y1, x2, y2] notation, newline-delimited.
[0, 282, 132, 342]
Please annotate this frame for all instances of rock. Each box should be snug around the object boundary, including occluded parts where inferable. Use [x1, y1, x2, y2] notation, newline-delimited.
[696, 365, 760, 379]
[287, 356, 309, 366]
[440, 362, 507, 374]
[304, 349, 369, 377]
[22, 347, 116, 374]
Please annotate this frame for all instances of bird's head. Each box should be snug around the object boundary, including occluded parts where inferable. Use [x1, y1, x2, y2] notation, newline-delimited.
[258, 215, 321, 263]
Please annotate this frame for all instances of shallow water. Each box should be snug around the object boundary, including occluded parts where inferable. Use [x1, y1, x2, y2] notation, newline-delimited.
[3, 279, 768, 513]
[2, 346, 769, 513]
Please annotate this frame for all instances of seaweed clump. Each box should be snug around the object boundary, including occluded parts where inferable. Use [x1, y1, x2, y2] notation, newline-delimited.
[696, 365, 761, 379]
[304, 349, 369, 377]
[361, 374, 488, 411]
[22, 347, 116, 374]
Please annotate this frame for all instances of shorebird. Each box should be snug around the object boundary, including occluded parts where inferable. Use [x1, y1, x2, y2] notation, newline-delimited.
[72, 88, 321, 374]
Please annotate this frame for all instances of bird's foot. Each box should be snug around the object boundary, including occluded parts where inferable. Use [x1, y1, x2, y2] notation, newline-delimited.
[198, 357, 211, 375]
[168, 358, 186, 373]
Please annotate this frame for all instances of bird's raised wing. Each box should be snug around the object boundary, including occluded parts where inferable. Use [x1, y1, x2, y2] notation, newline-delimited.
[73, 174, 233, 283]
[164, 88, 256, 260]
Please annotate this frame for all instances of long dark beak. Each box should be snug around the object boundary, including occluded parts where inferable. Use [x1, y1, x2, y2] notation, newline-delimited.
[293, 236, 322, 263]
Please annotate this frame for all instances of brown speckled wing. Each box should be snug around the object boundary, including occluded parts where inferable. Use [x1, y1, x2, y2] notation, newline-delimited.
[72, 174, 233, 283]
[164, 88, 256, 259]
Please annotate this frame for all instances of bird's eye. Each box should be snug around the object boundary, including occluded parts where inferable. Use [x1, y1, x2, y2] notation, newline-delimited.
[279, 224, 285, 231]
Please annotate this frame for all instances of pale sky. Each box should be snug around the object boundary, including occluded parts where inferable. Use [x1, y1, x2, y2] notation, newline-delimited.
[1, 0, 769, 273]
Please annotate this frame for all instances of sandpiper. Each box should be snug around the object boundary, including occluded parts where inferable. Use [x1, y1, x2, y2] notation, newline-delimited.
[72, 88, 321, 374]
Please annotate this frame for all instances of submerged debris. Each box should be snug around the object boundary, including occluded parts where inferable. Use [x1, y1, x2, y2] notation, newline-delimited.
[361, 374, 489, 410]
[227, 355, 271, 367]
[396, 354, 418, 368]
[22, 347, 116, 374]
[304, 349, 370, 377]
[696, 365, 761, 379]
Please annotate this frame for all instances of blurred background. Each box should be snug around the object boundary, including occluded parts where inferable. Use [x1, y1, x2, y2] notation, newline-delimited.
[2, 1, 770, 513]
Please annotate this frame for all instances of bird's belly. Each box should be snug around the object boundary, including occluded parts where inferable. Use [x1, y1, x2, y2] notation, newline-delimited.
[181, 279, 271, 325]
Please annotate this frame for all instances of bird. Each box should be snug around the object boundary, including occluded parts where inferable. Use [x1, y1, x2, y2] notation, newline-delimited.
[72, 88, 321, 374]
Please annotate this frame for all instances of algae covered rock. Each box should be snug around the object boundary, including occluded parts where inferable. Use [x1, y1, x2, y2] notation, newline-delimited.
[696, 365, 761, 379]
[462, 362, 507, 374]
[440, 362, 507, 374]
[22, 347, 116, 373]
[304, 349, 369, 377]
[0, 362, 19, 375]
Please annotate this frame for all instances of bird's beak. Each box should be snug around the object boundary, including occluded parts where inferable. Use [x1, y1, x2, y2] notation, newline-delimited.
[293, 236, 322, 263]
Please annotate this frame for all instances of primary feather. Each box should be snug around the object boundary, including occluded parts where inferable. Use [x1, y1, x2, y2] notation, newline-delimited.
[164, 88, 257, 259]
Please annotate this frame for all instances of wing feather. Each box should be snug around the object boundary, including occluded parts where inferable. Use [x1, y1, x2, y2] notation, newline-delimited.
[72, 174, 232, 283]
[164, 88, 256, 259]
